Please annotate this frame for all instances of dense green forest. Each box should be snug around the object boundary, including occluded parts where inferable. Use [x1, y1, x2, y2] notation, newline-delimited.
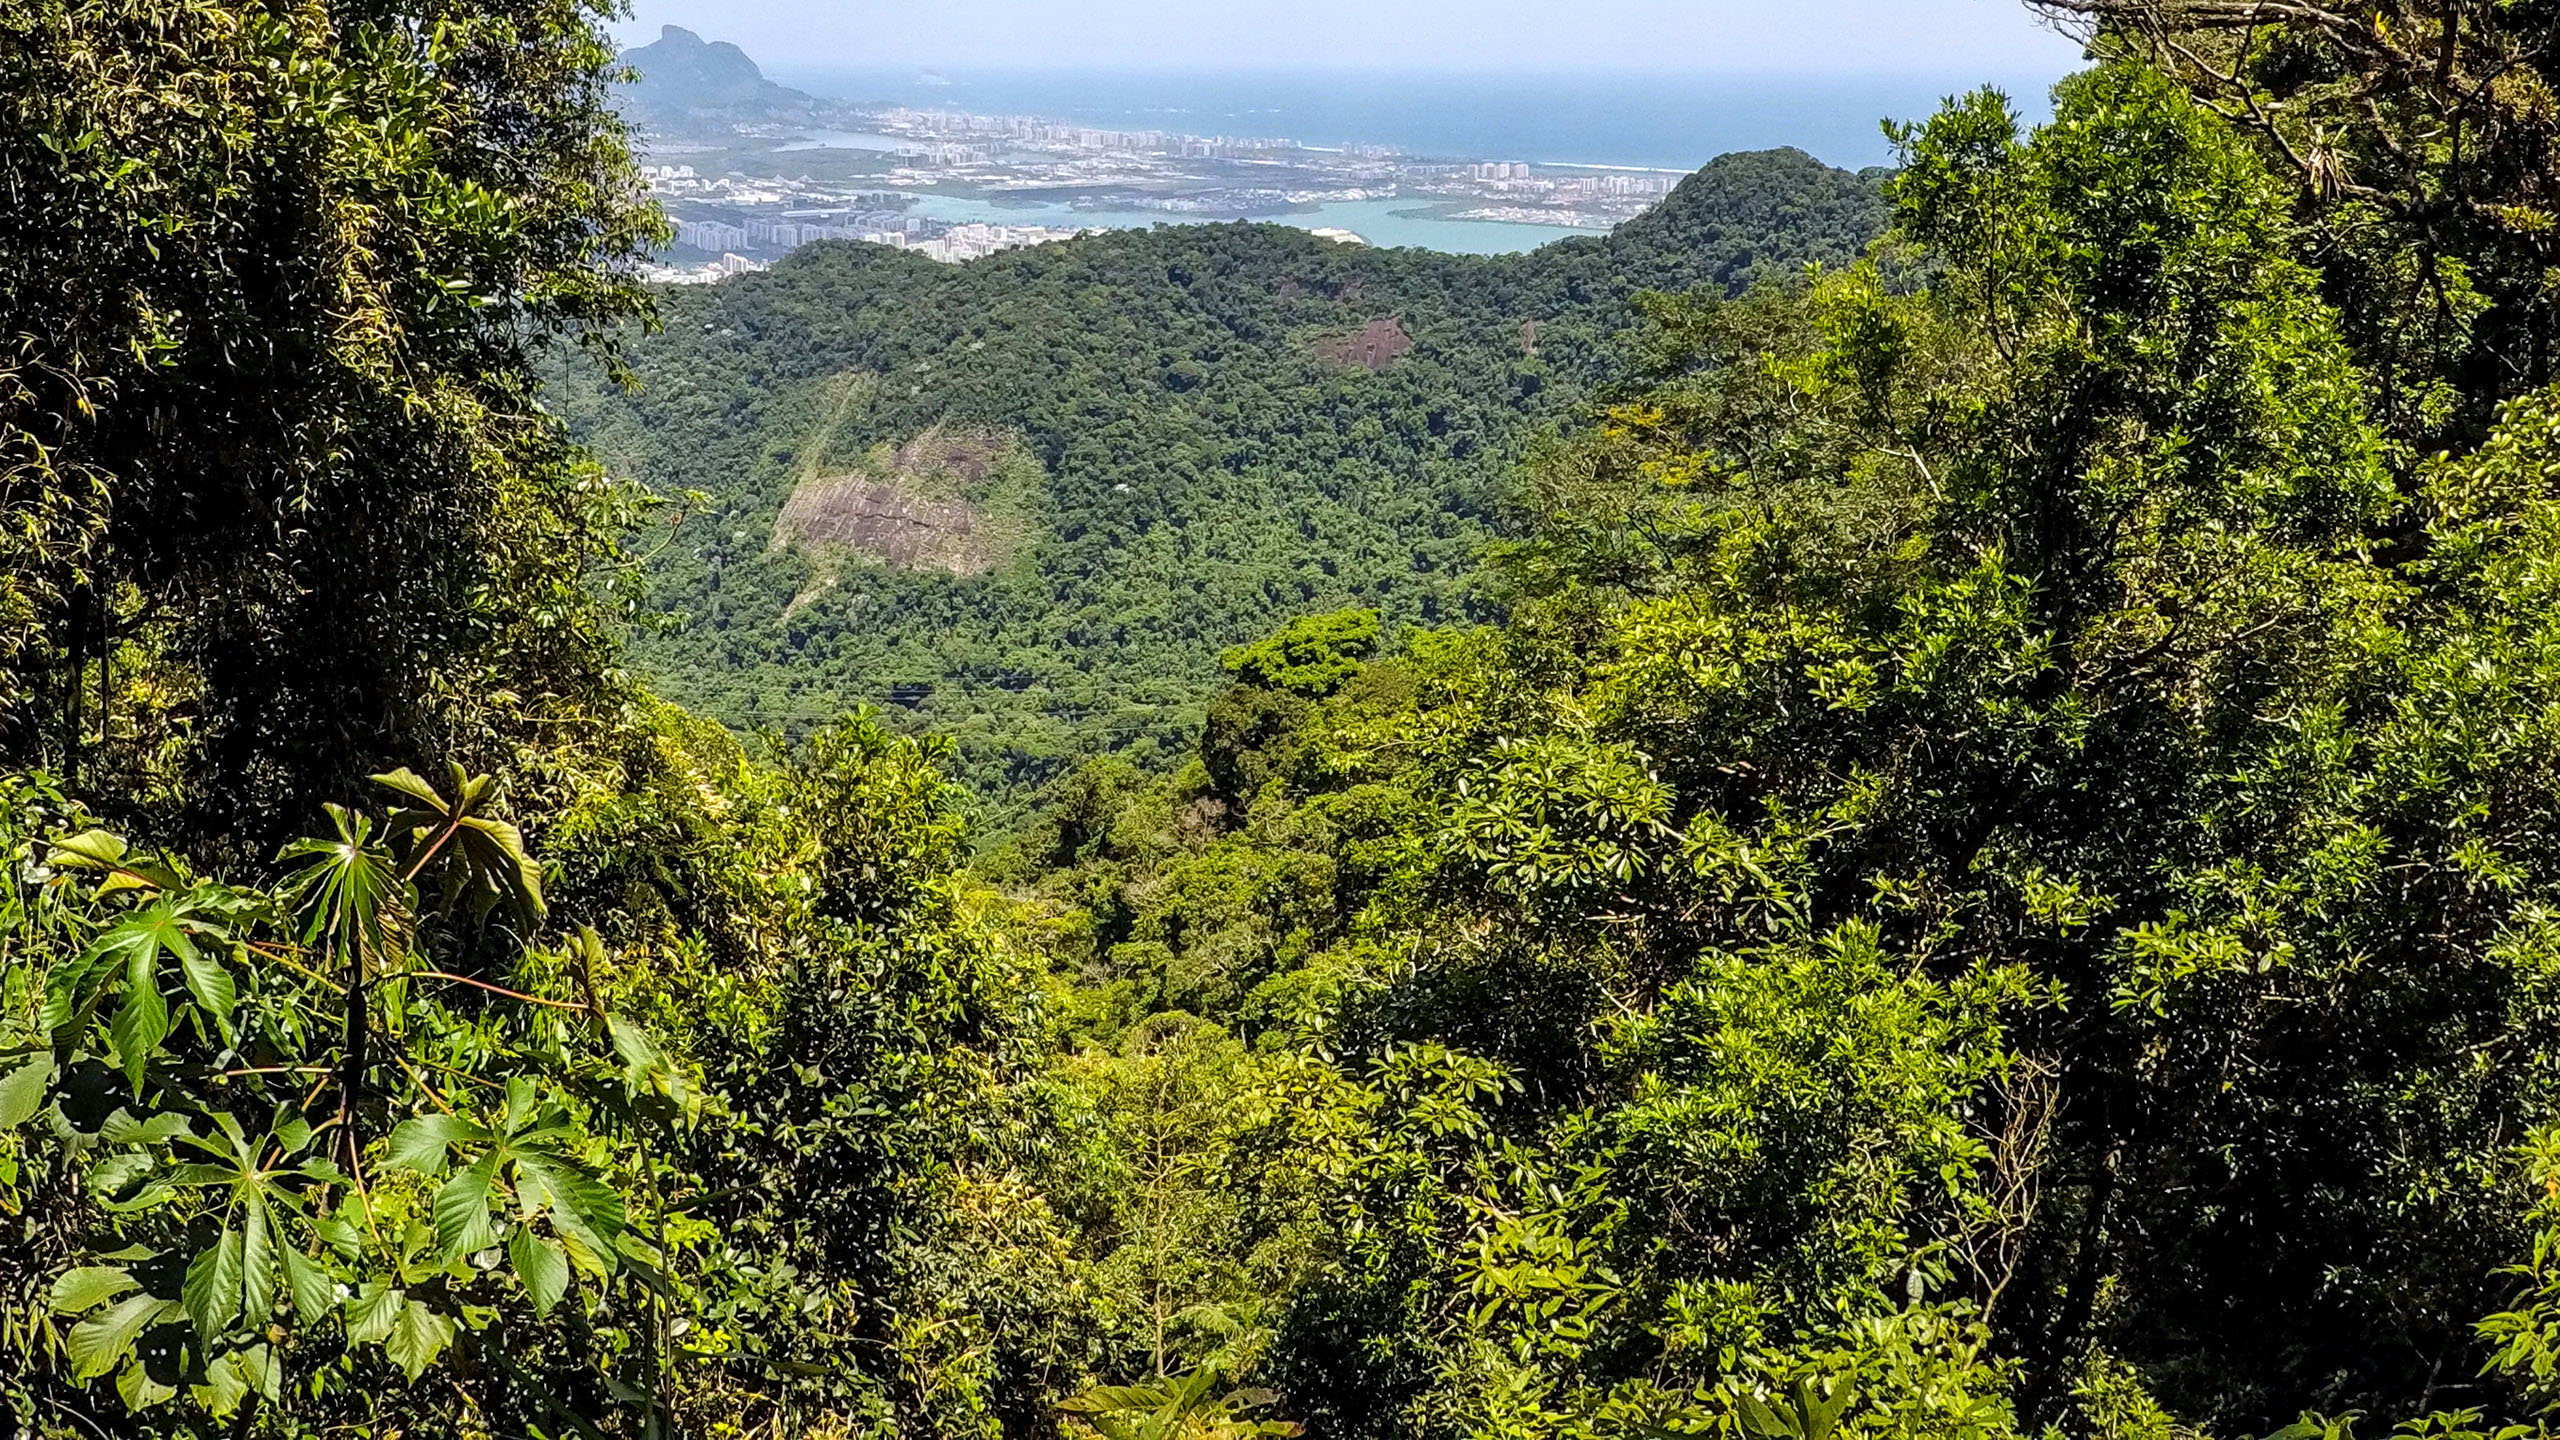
[558, 150, 1888, 817]
[16, 2, 2560, 1440]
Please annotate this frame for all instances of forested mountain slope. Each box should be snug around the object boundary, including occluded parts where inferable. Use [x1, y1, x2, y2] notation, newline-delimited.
[22, 1, 2560, 1437]
[560, 149, 1887, 813]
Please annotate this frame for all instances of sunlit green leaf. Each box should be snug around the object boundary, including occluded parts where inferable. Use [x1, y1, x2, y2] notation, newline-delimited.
[117, 1356, 177, 1411]
[178, 945, 237, 1035]
[240, 1195, 277, 1328]
[278, 1242, 334, 1324]
[384, 1298, 457, 1380]
[343, 1282, 403, 1345]
[191, 1349, 249, 1418]
[67, 1293, 175, 1382]
[0, 1052, 53, 1127]
[431, 1154, 500, 1259]
[107, 974, 169, 1093]
[509, 1229, 571, 1316]
[385, 1112, 490, 1176]
[49, 1265, 137, 1315]
[182, 1227, 244, 1337]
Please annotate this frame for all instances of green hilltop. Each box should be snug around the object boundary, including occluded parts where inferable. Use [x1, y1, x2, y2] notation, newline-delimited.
[562, 149, 1889, 819]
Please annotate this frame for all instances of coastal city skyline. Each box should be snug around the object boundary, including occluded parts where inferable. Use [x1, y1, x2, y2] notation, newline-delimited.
[616, 15, 2082, 281]
[621, 28, 1727, 281]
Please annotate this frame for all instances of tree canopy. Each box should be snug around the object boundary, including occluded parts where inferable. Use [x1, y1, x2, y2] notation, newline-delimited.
[17, 5, 2560, 1440]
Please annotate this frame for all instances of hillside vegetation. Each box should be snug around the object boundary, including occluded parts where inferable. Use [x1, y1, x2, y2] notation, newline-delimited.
[559, 150, 1890, 815]
[14, 4, 2560, 1440]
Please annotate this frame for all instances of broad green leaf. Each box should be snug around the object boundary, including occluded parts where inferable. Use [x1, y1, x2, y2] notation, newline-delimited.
[182, 1228, 244, 1337]
[374, 767, 544, 929]
[191, 1350, 249, 1419]
[512, 1151, 626, 1270]
[343, 1282, 403, 1344]
[370, 767, 447, 810]
[118, 1357, 178, 1411]
[108, 977, 170, 1092]
[384, 1298, 457, 1380]
[240, 1197, 277, 1328]
[67, 1293, 174, 1382]
[178, 946, 237, 1034]
[238, 1342, 281, 1402]
[384, 1113, 489, 1175]
[455, 815, 545, 927]
[315, 1212, 364, 1262]
[47, 828, 129, 872]
[49, 1266, 137, 1315]
[1738, 1393, 1791, 1440]
[278, 1242, 334, 1324]
[608, 1012, 662, 1074]
[509, 1229, 570, 1316]
[1063, 1383, 1178, 1413]
[86, 1152, 159, 1207]
[0, 1052, 53, 1127]
[431, 1155, 500, 1259]
[40, 946, 105, 1032]
[190, 1345, 279, 1418]
[99, 1108, 190, 1146]
[114, 901, 206, 968]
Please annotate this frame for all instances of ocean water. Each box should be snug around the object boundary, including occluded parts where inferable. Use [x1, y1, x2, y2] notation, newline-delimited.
[895, 190, 1590, 254]
[758, 67, 2071, 172]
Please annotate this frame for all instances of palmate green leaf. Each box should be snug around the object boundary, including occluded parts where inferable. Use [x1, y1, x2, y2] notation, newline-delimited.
[67, 1293, 177, 1382]
[451, 813, 545, 928]
[278, 806, 404, 964]
[374, 766, 545, 930]
[509, 1228, 570, 1316]
[49, 1265, 138, 1314]
[114, 901, 205, 971]
[54, 897, 221, 1086]
[385, 1298, 457, 1381]
[42, 900, 196, 1035]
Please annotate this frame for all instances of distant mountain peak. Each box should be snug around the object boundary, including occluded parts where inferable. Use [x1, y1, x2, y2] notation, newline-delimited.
[618, 26, 814, 120]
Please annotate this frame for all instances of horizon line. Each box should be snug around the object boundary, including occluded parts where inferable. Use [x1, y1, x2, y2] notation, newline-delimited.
[753, 60, 2072, 82]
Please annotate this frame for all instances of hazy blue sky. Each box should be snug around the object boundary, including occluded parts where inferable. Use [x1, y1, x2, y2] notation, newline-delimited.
[615, 0, 2085, 76]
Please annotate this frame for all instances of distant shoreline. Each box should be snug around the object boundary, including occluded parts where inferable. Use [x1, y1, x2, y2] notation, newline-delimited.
[748, 66, 2069, 171]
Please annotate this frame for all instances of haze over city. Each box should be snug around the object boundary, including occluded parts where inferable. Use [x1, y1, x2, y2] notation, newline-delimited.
[613, 0, 2087, 76]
